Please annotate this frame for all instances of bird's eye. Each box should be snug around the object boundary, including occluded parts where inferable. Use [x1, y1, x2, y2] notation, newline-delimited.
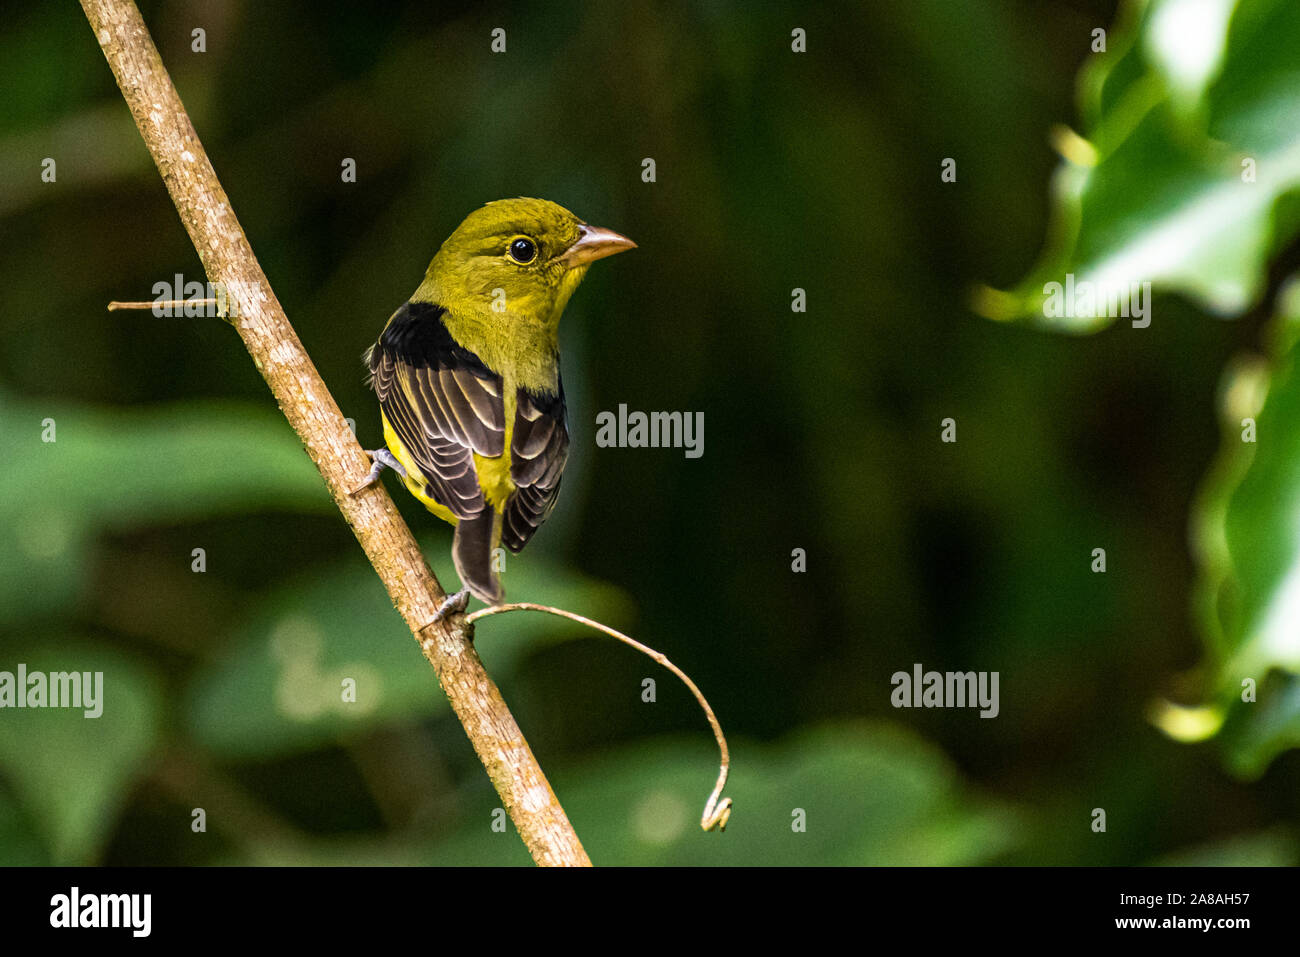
[507, 237, 537, 264]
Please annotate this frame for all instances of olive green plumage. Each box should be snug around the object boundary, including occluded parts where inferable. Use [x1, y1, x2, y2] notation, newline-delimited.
[365, 198, 634, 604]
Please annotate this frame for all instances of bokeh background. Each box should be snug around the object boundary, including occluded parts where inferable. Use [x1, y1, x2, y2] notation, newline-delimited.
[2, 0, 1299, 865]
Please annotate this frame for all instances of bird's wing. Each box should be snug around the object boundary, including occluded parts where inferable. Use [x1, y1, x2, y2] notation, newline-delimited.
[366, 301, 505, 519]
[502, 384, 569, 552]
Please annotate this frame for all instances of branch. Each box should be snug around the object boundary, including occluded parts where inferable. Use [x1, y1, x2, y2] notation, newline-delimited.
[80, 0, 590, 866]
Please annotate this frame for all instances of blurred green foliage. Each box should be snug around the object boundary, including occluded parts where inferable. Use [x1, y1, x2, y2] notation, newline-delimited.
[0, 391, 331, 624]
[188, 545, 632, 759]
[989, 0, 1300, 326]
[0, 639, 160, 864]
[241, 723, 1018, 865]
[1, 0, 1299, 866]
[991, 0, 1300, 789]
[1194, 283, 1300, 776]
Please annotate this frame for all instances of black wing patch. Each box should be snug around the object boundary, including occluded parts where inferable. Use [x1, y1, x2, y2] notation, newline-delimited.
[502, 384, 569, 553]
[366, 301, 504, 519]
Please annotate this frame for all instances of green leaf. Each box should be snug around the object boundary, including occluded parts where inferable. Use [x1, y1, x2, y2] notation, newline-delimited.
[545, 722, 1019, 866]
[1217, 674, 1300, 776]
[1154, 825, 1298, 866]
[1186, 280, 1300, 775]
[0, 785, 48, 866]
[0, 639, 162, 864]
[985, 0, 1300, 330]
[186, 543, 632, 760]
[0, 391, 331, 626]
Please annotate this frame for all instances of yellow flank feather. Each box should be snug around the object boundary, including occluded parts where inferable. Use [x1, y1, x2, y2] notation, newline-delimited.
[474, 389, 517, 509]
[381, 413, 457, 525]
[382, 391, 518, 526]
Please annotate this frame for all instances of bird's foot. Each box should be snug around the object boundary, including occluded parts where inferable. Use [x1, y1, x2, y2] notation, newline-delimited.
[432, 589, 471, 623]
[351, 448, 406, 494]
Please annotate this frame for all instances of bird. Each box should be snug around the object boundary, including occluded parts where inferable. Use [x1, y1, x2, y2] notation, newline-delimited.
[356, 198, 635, 618]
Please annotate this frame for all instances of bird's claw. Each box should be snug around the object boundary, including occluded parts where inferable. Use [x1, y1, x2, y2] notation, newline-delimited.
[432, 589, 471, 623]
[351, 448, 406, 495]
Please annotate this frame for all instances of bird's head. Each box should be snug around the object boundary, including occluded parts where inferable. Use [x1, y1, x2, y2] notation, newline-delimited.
[418, 198, 635, 325]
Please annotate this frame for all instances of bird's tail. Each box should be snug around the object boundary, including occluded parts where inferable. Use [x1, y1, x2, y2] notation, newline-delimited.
[453, 511, 504, 604]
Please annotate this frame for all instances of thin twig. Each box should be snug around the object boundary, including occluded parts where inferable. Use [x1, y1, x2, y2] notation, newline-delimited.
[107, 298, 219, 311]
[80, 0, 590, 866]
[467, 603, 733, 832]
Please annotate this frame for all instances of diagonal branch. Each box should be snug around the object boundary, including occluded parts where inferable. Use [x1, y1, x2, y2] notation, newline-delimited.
[79, 0, 590, 866]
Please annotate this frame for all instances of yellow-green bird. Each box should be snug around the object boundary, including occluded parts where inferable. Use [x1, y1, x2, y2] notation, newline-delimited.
[357, 198, 635, 615]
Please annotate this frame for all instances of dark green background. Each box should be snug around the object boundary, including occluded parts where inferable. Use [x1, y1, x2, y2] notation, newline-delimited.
[1, 0, 1295, 865]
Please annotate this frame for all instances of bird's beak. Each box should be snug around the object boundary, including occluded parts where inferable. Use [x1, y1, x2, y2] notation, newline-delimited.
[556, 224, 636, 268]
